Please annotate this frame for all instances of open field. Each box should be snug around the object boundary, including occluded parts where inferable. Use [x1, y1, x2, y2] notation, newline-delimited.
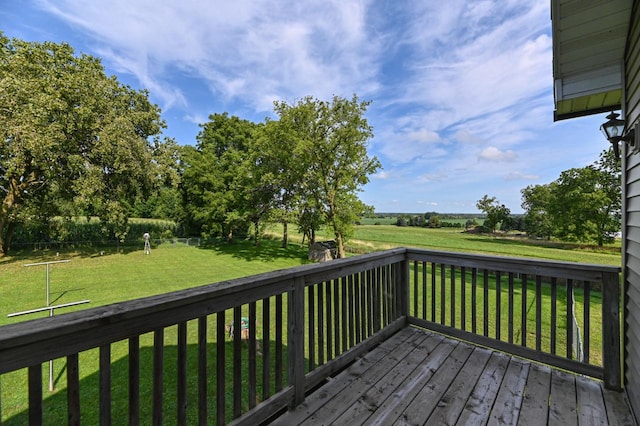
[268, 224, 621, 266]
[0, 227, 621, 423]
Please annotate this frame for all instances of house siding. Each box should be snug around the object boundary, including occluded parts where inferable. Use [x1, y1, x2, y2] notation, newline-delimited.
[624, 0, 640, 418]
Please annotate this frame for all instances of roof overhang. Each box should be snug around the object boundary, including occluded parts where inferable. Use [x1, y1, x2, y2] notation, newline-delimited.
[552, 0, 633, 121]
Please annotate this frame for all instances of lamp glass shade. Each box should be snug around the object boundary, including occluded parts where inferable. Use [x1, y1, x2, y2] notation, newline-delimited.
[601, 112, 625, 141]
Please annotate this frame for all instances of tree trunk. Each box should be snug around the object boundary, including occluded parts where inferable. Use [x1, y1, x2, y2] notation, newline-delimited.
[282, 220, 288, 248]
[254, 219, 261, 246]
[0, 182, 19, 257]
[335, 233, 346, 259]
[3, 221, 15, 255]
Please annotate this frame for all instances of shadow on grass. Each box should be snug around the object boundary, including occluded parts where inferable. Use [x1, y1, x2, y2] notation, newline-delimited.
[0, 245, 143, 266]
[201, 237, 309, 263]
[2, 237, 309, 266]
[4, 340, 292, 425]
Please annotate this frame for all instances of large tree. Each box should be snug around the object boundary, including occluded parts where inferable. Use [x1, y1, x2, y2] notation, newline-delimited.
[520, 149, 621, 246]
[181, 113, 272, 243]
[521, 183, 555, 239]
[0, 34, 174, 255]
[273, 95, 380, 258]
[476, 195, 511, 232]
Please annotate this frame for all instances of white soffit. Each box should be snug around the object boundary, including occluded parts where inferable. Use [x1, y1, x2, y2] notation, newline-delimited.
[552, 0, 633, 120]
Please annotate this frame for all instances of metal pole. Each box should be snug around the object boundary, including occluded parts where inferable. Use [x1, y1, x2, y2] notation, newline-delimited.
[49, 308, 54, 391]
[46, 263, 50, 306]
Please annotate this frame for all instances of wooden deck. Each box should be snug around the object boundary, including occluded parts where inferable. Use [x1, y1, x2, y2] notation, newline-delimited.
[272, 327, 636, 426]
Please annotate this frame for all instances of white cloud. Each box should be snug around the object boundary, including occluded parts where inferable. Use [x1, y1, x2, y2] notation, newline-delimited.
[478, 147, 517, 162]
[373, 171, 390, 180]
[37, 0, 382, 114]
[504, 171, 541, 181]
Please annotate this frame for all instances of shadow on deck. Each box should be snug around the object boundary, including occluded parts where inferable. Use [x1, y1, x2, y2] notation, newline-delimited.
[272, 327, 635, 426]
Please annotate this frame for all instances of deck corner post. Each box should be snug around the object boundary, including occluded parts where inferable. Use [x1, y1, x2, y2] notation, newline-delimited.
[288, 277, 306, 409]
[602, 270, 622, 391]
[397, 257, 410, 321]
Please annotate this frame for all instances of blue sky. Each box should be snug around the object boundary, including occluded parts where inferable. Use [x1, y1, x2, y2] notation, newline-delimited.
[1, 0, 610, 213]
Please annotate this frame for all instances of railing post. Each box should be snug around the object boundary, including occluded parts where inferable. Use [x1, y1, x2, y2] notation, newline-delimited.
[396, 257, 410, 321]
[288, 277, 306, 408]
[602, 270, 622, 390]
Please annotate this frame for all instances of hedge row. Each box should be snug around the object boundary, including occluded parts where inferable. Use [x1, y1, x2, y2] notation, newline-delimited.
[12, 217, 179, 245]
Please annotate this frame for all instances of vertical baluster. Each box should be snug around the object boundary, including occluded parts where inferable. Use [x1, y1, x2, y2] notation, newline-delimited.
[373, 268, 381, 333]
[348, 275, 355, 348]
[413, 261, 418, 317]
[153, 330, 164, 426]
[355, 273, 362, 344]
[262, 297, 271, 401]
[483, 269, 489, 337]
[67, 353, 80, 426]
[317, 283, 324, 365]
[583, 280, 590, 364]
[341, 277, 348, 352]
[472, 268, 477, 334]
[364, 270, 371, 338]
[326, 281, 333, 360]
[380, 266, 392, 327]
[551, 278, 557, 355]
[495, 271, 501, 340]
[566, 279, 574, 359]
[28, 365, 42, 426]
[275, 294, 283, 392]
[308, 287, 315, 371]
[431, 262, 436, 322]
[521, 274, 528, 347]
[439, 264, 445, 324]
[422, 261, 427, 321]
[233, 307, 242, 418]
[381, 267, 387, 327]
[450, 265, 456, 327]
[369, 269, 375, 335]
[249, 302, 257, 409]
[198, 317, 207, 426]
[177, 322, 188, 425]
[333, 278, 340, 355]
[536, 276, 542, 352]
[461, 267, 466, 331]
[100, 344, 112, 425]
[216, 311, 226, 425]
[508, 272, 514, 344]
[393, 263, 401, 320]
[129, 336, 140, 426]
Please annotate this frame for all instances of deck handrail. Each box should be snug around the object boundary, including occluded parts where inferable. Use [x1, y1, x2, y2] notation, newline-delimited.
[0, 248, 622, 425]
[404, 248, 622, 390]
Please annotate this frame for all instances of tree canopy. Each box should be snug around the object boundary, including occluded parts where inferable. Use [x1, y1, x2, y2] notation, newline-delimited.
[0, 34, 178, 255]
[520, 149, 621, 245]
[476, 195, 511, 232]
[179, 96, 380, 257]
[270, 95, 380, 257]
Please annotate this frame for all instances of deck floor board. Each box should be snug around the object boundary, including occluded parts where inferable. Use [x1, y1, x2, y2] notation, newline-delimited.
[273, 327, 636, 426]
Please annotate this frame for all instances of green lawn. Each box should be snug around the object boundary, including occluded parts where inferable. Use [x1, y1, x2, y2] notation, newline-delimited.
[0, 240, 309, 326]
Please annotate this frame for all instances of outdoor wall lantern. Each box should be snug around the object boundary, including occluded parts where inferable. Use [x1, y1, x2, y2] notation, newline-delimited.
[600, 111, 637, 157]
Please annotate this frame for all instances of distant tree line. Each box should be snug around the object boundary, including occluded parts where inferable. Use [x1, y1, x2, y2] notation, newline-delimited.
[475, 149, 620, 246]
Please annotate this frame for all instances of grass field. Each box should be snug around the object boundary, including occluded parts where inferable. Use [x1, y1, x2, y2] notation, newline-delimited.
[0, 226, 621, 423]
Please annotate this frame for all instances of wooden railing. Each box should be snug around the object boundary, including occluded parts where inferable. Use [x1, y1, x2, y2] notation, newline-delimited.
[404, 248, 622, 390]
[0, 248, 621, 425]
